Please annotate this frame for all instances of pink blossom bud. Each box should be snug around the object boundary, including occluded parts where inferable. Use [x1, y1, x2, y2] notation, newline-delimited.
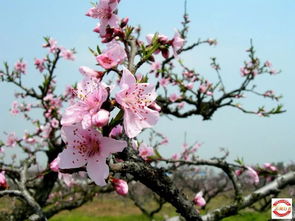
[0, 172, 8, 189]
[50, 156, 60, 172]
[109, 125, 123, 138]
[113, 28, 125, 38]
[235, 169, 243, 176]
[149, 102, 161, 112]
[93, 23, 100, 33]
[120, 17, 129, 28]
[112, 178, 128, 196]
[263, 163, 277, 172]
[193, 191, 206, 207]
[92, 109, 110, 127]
[161, 48, 170, 59]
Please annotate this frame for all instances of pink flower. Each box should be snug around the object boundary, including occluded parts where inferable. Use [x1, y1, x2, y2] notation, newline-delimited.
[240, 67, 250, 76]
[193, 191, 206, 207]
[40, 123, 52, 139]
[34, 58, 46, 72]
[58, 124, 127, 186]
[112, 178, 128, 196]
[199, 81, 213, 95]
[23, 132, 36, 145]
[159, 78, 170, 87]
[169, 93, 181, 102]
[50, 118, 60, 129]
[245, 166, 259, 184]
[115, 68, 160, 138]
[151, 62, 161, 72]
[61, 49, 75, 60]
[263, 163, 277, 172]
[92, 109, 110, 127]
[14, 60, 26, 74]
[79, 66, 102, 79]
[171, 31, 185, 58]
[109, 125, 123, 138]
[96, 41, 127, 69]
[6, 133, 17, 147]
[177, 102, 185, 109]
[139, 143, 154, 160]
[48, 38, 58, 53]
[0, 172, 8, 189]
[186, 83, 194, 90]
[10, 101, 19, 115]
[86, 0, 120, 37]
[50, 156, 60, 172]
[61, 78, 108, 129]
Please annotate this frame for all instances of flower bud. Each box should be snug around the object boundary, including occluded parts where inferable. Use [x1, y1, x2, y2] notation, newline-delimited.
[0, 172, 8, 190]
[50, 156, 60, 172]
[109, 125, 123, 138]
[120, 17, 129, 28]
[93, 24, 100, 33]
[161, 48, 170, 59]
[193, 191, 206, 207]
[112, 178, 128, 196]
[149, 102, 161, 112]
[113, 28, 125, 39]
[92, 109, 110, 127]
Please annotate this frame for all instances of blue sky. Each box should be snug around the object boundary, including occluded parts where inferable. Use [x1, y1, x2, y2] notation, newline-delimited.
[0, 0, 294, 165]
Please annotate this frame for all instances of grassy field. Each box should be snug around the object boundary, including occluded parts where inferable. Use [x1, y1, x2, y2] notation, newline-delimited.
[51, 212, 270, 221]
[0, 191, 272, 220]
[49, 193, 271, 221]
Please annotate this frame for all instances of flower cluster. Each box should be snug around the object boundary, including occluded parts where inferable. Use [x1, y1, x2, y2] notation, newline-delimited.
[55, 0, 161, 186]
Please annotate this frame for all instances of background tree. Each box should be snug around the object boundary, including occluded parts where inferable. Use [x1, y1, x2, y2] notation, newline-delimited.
[0, 1, 294, 221]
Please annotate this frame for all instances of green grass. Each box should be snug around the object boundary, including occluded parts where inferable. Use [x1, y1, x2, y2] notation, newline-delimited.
[50, 211, 270, 221]
[222, 211, 269, 221]
[50, 214, 163, 221]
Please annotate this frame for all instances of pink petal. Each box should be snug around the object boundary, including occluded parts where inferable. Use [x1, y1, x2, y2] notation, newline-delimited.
[87, 156, 109, 186]
[100, 136, 127, 157]
[120, 68, 136, 89]
[61, 103, 85, 126]
[81, 114, 92, 129]
[123, 110, 143, 138]
[58, 146, 87, 169]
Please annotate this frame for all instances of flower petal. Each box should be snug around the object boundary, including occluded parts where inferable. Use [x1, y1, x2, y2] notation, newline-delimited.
[100, 136, 127, 157]
[86, 156, 109, 186]
[123, 109, 142, 138]
[58, 146, 87, 169]
[120, 68, 136, 89]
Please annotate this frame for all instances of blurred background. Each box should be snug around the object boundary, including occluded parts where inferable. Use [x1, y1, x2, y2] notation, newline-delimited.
[0, 0, 294, 164]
